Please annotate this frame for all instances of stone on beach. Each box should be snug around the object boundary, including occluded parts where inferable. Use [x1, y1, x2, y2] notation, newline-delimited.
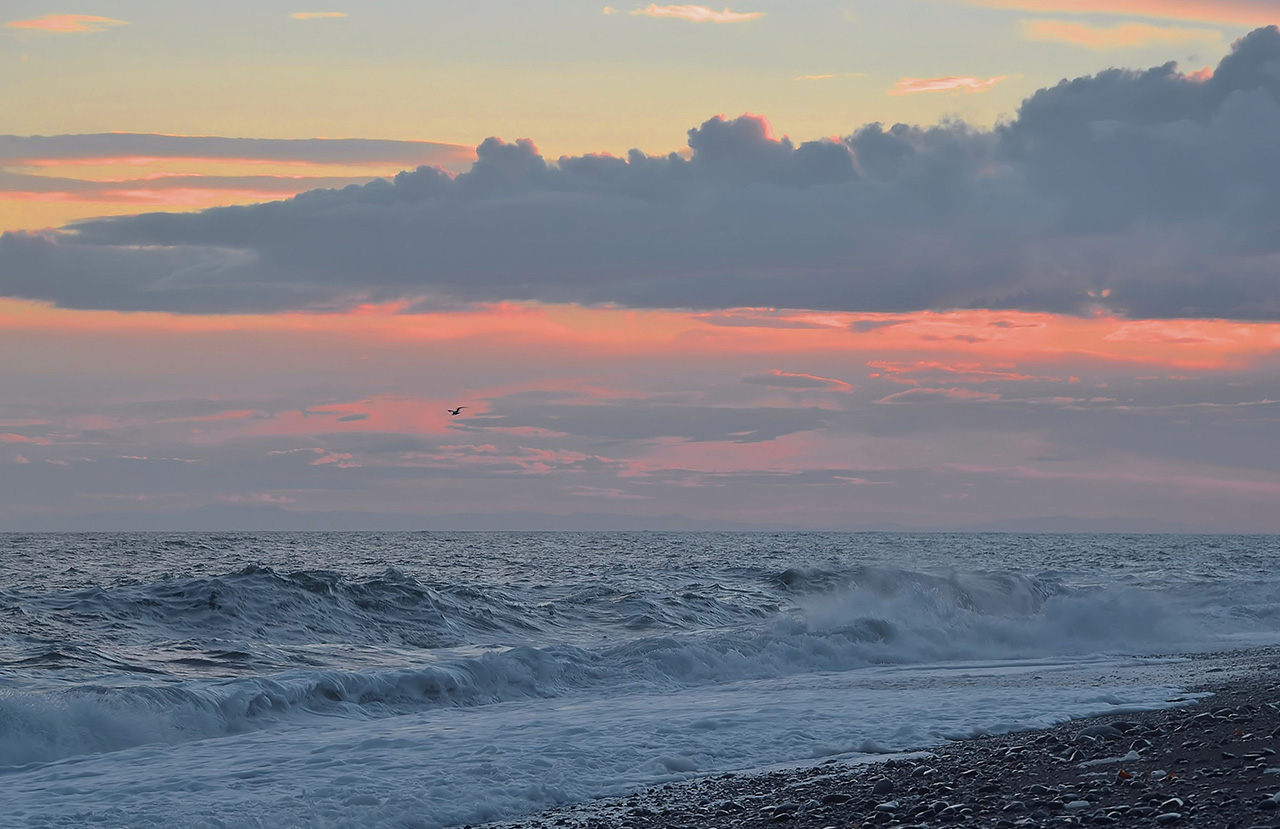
[477, 652, 1280, 829]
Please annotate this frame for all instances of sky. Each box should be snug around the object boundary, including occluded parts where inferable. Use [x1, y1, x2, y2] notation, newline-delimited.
[3, 1, 1280, 532]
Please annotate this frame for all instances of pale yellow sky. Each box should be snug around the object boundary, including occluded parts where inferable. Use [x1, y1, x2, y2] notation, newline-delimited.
[2, 0, 1256, 230]
[2, 0, 1251, 155]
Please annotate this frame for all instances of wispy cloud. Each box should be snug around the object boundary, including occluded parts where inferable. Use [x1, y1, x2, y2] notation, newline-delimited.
[888, 75, 1007, 95]
[742, 370, 854, 392]
[0, 433, 52, 444]
[0, 134, 476, 220]
[1021, 19, 1223, 50]
[0, 134, 473, 167]
[795, 74, 836, 81]
[625, 4, 765, 23]
[875, 387, 1002, 404]
[5, 14, 128, 33]
[289, 12, 348, 20]
[959, 0, 1278, 27]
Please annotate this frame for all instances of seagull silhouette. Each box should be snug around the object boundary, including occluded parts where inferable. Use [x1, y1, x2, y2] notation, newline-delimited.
[447, 406, 466, 416]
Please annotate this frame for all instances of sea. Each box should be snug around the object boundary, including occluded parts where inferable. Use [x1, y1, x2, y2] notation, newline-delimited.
[1, 532, 1278, 828]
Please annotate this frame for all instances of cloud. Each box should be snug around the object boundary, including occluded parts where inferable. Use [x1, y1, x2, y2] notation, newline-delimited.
[0, 174, 381, 206]
[0, 134, 475, 215]
[5, 14, 128, 33]
[0, 133, 473, 167]
[289, 12, 348, 20]
[1021, 19, 1223, 50]
[958, 1, 1280, 27]
[742, 370, 853, 392]
[875, 387, 1002, 404]
[464, 396, 833, 444]
[851, 319, 908, 333]
[889, 76, 1008, 95]
[8, 29, 1280, 320]
[0, 433, 52, 444]
[627, 5, 765, 23]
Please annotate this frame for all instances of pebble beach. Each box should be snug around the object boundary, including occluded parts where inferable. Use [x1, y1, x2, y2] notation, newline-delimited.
[480, 649, 1280, 829]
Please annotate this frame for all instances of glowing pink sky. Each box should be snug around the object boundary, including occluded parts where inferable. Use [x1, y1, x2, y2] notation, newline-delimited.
[3, 3, 1280, 530]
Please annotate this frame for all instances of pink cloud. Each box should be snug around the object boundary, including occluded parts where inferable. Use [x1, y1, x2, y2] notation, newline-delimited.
[6, 14, 128, 32]
[889, 75, 1008, 95]
[960, 0, 1278, 27]
[625, 4, 765, 23]
[311, 451, 359, 467]
[0, 433, 51, 444]
[1021, 19, 1222, 50]
[289, 12, 348, 20]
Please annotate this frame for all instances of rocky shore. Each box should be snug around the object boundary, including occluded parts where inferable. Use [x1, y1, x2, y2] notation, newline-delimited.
[477, 652, 1280, 829]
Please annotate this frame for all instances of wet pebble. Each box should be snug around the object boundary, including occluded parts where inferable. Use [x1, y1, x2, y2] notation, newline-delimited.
[1076, 725, 1124, 742]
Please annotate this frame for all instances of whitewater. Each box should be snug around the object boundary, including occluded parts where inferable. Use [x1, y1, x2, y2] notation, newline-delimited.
[1, 532, 1277, 828]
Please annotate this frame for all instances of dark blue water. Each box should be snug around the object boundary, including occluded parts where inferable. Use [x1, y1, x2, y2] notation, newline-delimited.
[2, 532, 1277, 828]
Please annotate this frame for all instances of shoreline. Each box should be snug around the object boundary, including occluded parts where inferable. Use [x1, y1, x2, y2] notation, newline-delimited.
[476, 649, 1280, 829]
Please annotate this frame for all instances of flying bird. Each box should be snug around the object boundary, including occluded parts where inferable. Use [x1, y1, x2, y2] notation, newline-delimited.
[447, 406, 466, 416]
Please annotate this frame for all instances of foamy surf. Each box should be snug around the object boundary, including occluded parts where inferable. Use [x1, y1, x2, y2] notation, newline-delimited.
[1, 532, 1278, 827]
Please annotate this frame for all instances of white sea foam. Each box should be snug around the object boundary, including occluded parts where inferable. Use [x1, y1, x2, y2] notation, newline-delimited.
[4, 656, 1201, 829]
[2, 532, 1278, 827]
[0, 574, 1252, 770]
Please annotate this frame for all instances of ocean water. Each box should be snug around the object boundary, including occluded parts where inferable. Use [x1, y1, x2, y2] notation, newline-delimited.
[1, 532, 1278, 828]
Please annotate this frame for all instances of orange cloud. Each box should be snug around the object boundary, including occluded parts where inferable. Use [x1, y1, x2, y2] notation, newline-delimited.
[889, 75, 1008, 95]
[0, 137, 476, 232]
[1021, 19, 1223, 49]
[6, 14, 128, 32]
[627, 4, 765, 23]
[3, 188, 291, 206]
[3, 299, 1278, 374]
[960, 0, 1279, 27]
[289, 12, 348, 20]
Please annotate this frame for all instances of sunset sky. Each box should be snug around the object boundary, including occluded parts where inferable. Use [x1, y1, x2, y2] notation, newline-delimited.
[4, 1, 1280, 531]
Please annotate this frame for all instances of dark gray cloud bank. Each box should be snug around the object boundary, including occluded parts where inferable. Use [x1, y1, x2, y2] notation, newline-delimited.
[5, 28, 1280, 319]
